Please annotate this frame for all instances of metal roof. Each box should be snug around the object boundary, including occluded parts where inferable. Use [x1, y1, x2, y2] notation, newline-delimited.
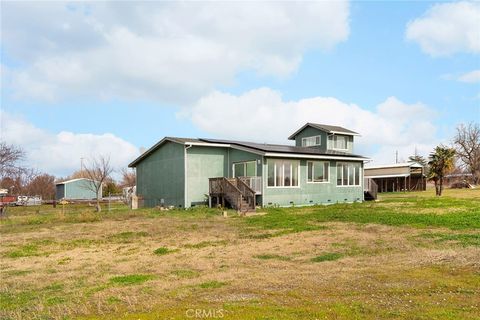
[288, 123, 360, 140]
[199, 138, 367, 159]
[365, 173, 411, 179]
[55, 178, 97, 185]
[129, 136, 369, 167]
[365, 162, 423, 170]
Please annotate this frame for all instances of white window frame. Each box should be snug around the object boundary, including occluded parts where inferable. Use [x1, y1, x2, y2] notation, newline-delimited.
[266, 159, 300, 188]
[336, 162, 361, 187]
[302, 135, 322, 147]
[306, 161, 330, 183]
[331, 135, 348, 151]
[232, 160, 257, 178]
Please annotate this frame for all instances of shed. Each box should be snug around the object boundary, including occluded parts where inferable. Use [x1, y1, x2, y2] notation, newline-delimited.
[364, 162, 426, 192]
[55, 178, 101, 200]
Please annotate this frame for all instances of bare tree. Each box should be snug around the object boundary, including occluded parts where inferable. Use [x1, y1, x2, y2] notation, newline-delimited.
[120, 168, 136, 187]
[83, 156, 113, 212]
[453, 122, 480, 184]
[25, 173, 56, 200]
[0, 142, 26, 179]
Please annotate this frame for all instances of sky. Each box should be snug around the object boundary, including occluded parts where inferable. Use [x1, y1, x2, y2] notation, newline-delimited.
[1, 1, 479, 178]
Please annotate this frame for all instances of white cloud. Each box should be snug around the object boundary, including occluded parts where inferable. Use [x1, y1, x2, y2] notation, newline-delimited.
[0, 111, 139, 178]
[2, 1, 350, 103]
[458, 70, 480, 83]
[185, 88, 440, 164]
[406, 1, 480, 56]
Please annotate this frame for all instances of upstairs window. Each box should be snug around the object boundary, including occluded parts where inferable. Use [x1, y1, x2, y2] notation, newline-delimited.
[332, 135, 348, 150]
[302, 135, 321, 147]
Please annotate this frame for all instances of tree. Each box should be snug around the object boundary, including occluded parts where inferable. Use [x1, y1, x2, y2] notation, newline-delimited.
[453, 122, 480, 184]
[428, 146, 456, 196]
[0, 142, 25, 179]
[102, 178, 122, 197]
[24, 174, 56, 200]
[120, 168, 136, 187]
[82, 156, 113, 212]
[408, 154, 427, 167]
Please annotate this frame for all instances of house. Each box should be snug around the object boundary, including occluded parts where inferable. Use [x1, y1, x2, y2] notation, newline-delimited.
[128, 123, 371, 211]
[55, 178, 101, 200]
[364, 162, 426, 193]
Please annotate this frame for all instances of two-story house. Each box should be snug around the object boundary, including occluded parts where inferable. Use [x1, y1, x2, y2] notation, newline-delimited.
[129, 123, 370, 211]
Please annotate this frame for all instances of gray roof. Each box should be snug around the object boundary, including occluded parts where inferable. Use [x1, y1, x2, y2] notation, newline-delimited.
[199, 138, 366, 158]
[129, 134, 368, 167]
[288, 123, 360, 140]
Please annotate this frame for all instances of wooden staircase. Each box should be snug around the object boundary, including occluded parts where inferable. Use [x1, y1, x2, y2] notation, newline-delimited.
[364, 178, 378, 201]
[209, 177, 256, 212]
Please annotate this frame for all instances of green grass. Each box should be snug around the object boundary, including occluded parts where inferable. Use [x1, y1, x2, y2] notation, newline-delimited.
[254, 254, 291, 261]
[183, 240, 228, 249]
[311, 252, 344, 262]
[108, 231, 149, 242]
[153, 247, 178, 255]
[246, 196, 480, 233]
[109, 274, 155, 286]
[4, 244, 42, 258]
[170, 269, 200, 278]
[198, 280, 226, 289]
[419, 232, 480, 247]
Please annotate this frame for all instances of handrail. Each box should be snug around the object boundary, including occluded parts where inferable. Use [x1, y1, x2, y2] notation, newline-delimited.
[209, 177, 256, 212]
[236, 178, 255, 211]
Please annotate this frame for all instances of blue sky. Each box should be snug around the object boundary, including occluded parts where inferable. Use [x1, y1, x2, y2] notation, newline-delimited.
[1, 1, 479, 177]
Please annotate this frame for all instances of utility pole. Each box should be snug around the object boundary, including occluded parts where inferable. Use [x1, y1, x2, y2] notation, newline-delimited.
[80, 157, 84, 171]
[395, 150, 398, 164]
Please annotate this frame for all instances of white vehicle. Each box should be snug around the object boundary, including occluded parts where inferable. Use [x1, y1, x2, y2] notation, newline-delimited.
[16, 195, 42, 206]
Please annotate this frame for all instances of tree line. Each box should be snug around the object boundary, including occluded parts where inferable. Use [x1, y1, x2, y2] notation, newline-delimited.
[0, 142, 135, 205]
[408, 122, 479, 196]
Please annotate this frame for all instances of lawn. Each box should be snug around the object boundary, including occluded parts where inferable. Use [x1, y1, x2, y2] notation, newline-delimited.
[1, 188, 479, 319]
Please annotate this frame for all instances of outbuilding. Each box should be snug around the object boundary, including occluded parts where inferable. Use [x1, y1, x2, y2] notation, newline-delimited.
[364, 162, 426, 192]
[55, 178, 101, 200]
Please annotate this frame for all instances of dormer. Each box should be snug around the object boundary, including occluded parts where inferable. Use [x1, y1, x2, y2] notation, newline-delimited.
[288, 123, 360, 153]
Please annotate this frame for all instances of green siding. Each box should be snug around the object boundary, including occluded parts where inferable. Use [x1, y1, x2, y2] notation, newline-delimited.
[186, 146, 228, 207]
[293, 126, 354, 153]
[262, 158, 363, 207]
[136, 141, 185, 207]
[227, 149, 263, 177]
[57, 179, 100, 200]
[293, 126, 328, 151]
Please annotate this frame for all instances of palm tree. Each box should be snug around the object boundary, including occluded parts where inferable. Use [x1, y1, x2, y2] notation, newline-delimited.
[428, 146, 456, 196]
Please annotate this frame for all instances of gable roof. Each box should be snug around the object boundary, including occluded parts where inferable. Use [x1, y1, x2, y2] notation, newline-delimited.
[288, 123, 360, 140]
[364, 162, 424, 170]
[55, 178, 98, 185]
[200, 138, 366, 158]
[129, 136, 369, 167]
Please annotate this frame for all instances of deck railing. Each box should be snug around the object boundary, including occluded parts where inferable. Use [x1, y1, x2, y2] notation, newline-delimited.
[364, 178, 378, 200]
[208, 177, 256, 212]
[238, 176, 262, 194]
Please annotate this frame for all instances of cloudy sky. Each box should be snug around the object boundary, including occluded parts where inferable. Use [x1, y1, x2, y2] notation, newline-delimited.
[1, 1, 479, 177]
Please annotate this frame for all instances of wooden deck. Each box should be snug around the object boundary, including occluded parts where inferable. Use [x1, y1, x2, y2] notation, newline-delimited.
[209, 177, 260, 212]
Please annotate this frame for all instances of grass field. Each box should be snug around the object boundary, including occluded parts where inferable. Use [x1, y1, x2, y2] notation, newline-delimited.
[1, 188, 479, 319]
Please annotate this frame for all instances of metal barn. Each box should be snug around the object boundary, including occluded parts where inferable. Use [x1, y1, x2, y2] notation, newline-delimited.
[55, 178, 101, 200]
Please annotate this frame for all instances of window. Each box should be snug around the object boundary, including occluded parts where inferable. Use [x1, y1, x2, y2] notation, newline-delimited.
[336, 162, 361, 186]
[307, 161, 329, 183]
[302, 135, 321, 147]
[332, 135, 347, 150]
[233, 161, 256, 178]
[267, 159, 299, 187]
